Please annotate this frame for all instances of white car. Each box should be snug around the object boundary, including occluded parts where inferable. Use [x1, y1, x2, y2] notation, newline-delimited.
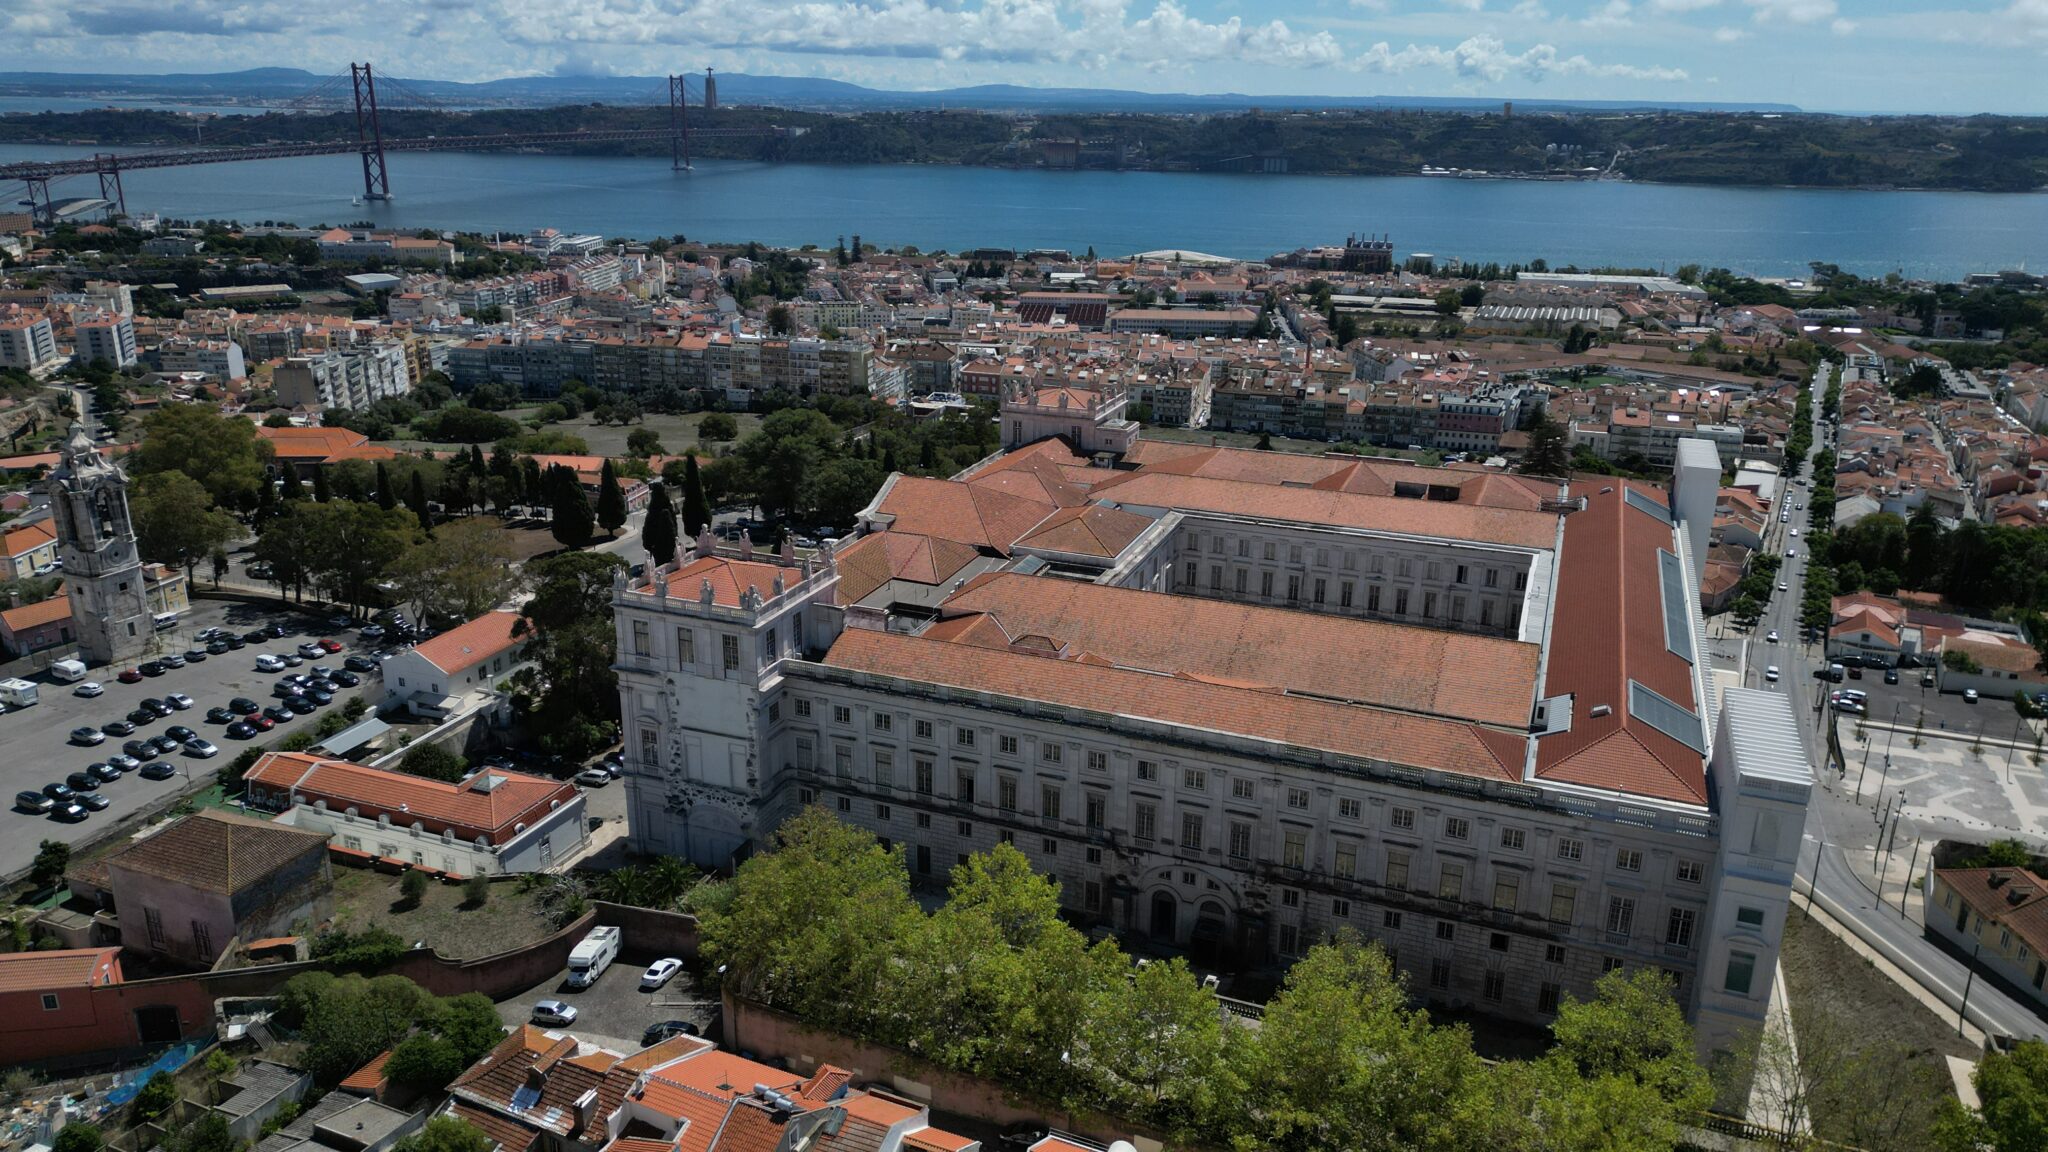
[255, 654, 285, 673]
[1778, 582, 1789, 592]
[532, 1000, 578, 1027]
[73, 681, 104, 698]
[183, 738, 220, 758]
[298, 642, 326, 659]
[1789, 528, 1800, 538]
[640, 958, 684, 990]
[166, 693, 195, 710]
[1965, 688, 1980, 703]
[1786, 549, 1797, 559]
[1766, 630, 1780, 643]
[1765, 665, 1780, 682]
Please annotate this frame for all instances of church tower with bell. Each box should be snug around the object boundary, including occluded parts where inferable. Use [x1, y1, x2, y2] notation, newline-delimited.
[47, 423, 152, 666]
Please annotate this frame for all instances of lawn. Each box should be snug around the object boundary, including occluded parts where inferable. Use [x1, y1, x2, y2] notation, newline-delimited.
[549, 411, 762, 458]
[327, 865, 559, 960]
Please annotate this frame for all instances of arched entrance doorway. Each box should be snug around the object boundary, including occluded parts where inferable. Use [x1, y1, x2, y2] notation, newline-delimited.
[1190, 899, 1231, 965]
[1149, 891, 1179, 942]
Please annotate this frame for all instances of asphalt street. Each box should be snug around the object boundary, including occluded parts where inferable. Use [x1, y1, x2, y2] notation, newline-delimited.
[0, 598, 381, 879]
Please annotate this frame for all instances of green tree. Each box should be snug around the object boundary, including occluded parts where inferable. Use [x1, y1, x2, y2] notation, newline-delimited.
[375, 461, 397, 512]
[1940, 1039, 2048, 1152]
[1434, 287, 1464, 315]
[131, 1073, 178, 1121]
[626, 427, 665, 457]
[767, 304, 793, 335]
[132, 470, 242, 583]
[297, 501, 419, 616]
[407, 470, 434, 534]
[1083, 956, 1228, 1125]
[388, 517, 520, 622]
[462, 873, 491, 908]
[643, 480, 678, 566]
[312, 467, 332, 504]
[432, 992, 507, 1065]
[397, 743, 467, 783]
[394, 1115, 493, 1152]
[399, 868, 430, 907]
[1542, 968, 1708, 1144]
[549, 466, 595, 549]
[52, 1124, 103, 1152]
[128, 403, 275, 508]
[698, 412, 739, 442]
[596, 458, 627, 537]
[386, 1034, 463, 1092]
[508, 552, 625, 756]
[295, 972, 435, 1083]
[162, 1113, 237, 1152]
[30, 838, 70, 888]
[1519, 413, 1572, 477]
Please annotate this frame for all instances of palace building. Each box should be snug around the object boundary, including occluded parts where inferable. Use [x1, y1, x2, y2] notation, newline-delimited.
[613, 383, 1809, 1057]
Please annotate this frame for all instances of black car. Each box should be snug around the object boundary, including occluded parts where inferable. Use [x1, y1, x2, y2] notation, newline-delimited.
[122, 739, 160, 761]
[229, 697, 262, 715]
[305, 687, 335, 705]
[65, 771, 97, 792]
[124, 707, 155, 725]
[142, 698, 174, 717]
[268, 622, 290, 638]
[344, 655, 378, 673]
[263, 705, 294, 724]
[226, 720, 258, 739]
[330, 670, 361, 688]
[166, 725, 198, 743]
[15, 790, 54, 814]
[243, 629, 271, 644]
[139, 762, 177, 781]
[273, 681, 300, 698]
[207, 641, 231, 655]
[1884, 668, 1900, 685]
[206, 707, 237, 724]
[77, 792, 111, 812]
[103, 718, 137, 737]
[89, 762, 123, 783]
[284, 695, 317, 715]
[42, 781, 75, 802]
[50, 802, 89, 823]
[225, 635, 246, 650]
[640, 1020, 701, 1047]
[139, 660, 166, 677]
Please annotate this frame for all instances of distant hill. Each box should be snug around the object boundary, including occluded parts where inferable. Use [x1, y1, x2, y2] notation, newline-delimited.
[0, 66, 1801, 115]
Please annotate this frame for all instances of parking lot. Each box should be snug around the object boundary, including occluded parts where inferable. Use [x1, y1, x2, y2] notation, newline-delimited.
[0, 598, 383, 878]
[1831, 663, 2025, 740]
[497, 953, 720, 1053]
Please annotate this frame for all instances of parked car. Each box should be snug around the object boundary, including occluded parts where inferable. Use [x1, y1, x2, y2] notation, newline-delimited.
[42, 782, 75, 802]
[281, 652, 304, 667]
[230, 697, 262, 715]
[1965, 688, 1981, 703]
[182, 649, 208, 663]
[330, 670, 361, 688]
[225, 636, 246, 650]
[226, 721, 258, 740]
[206, 707, 237, 724]
[119, 667, 146, 682]
[142, 698, 173, 717]
[50, 802, 89, 823]
[641, 1020, 700, 1046]
[122, 739, 159, 761]
[103, 718, 136, 737]
[360, 624, 386, 641]
[106, 754, 141, 772]
[184, 739, 219, 758]
[249, 714, 276, 731]
[640, 958, 684, 990]
[318, 638, 344, 653]
[255, 654, 285, 673]
[531, 1000, 578, 1027]
[263, 706, 293, 724]
[90, 762, 123, 783]
[298, 642, 325, 659]
[70, 726, 106, 746]
[77, 792, 111, 812]
[139, 762, 177, 781]
[206, 641, 231, 656]
[574, 768, 612, 787]
[73, 681, 103, 698]
[1884, 669, 1900, 685]
[15, 790, 54, 814]
[65, 771, 98, 792]
[243, 629, 272, 644]
[165, 725, 197, 743]
[160, 654, 185, 669]
[344, 655, 379, 673]
[124, 707, 155, 726]
[166, 693, 194, 710]
[304, 687, 334, 706]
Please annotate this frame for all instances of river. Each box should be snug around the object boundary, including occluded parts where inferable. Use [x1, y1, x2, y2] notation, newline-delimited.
[7, 143, 2048, 281]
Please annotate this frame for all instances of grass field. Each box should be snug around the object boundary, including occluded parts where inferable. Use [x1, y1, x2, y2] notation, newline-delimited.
[550, 412, 763, 457]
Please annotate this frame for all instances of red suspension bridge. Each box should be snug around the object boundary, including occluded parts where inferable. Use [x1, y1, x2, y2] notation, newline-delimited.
[3, 63, 780, 221]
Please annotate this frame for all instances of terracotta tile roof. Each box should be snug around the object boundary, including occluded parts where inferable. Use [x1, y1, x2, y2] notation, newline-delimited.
[246, 752, 579, 843]
[1938, 867, 2048, 959]
[823, 629, 1524, 785]
[103, 811, 328, 894]
[412, 611, 528, 675]
[0, 596, 71, 631]
[448, 1101, 542, 1152]
[257, 426, 373, 462]
[0, 947, 119, 993]
[701, 1103, 782, 1152]
[1534, 482, 1707, 806]
[936, 573, 1538, 727]
[607, 1139, 680, 1152]
[450, 1026, 610, 1137]
[3, 518, 54, 557]
[807, 1114, 888, 1152]
[872, 476, 1055, 555]
[662, 556, 805, 607]
[1086, 471, 1558, 550]
[793, 1067, 853, 1105]
[340, 1050, 392, 1093]
[832, 533, 982, 605]
[635, 1052, 803, 1152]
[902, 1132, 977, 1152]
[1012, 504, 1154, 559]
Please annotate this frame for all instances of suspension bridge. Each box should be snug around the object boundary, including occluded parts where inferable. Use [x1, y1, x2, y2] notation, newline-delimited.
[2, 63, 782, 221]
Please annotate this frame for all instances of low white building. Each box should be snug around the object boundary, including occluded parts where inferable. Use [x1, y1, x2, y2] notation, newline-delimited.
[382, 610, 535, 720]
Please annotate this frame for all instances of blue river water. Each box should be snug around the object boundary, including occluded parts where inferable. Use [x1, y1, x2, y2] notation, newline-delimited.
[6, 142, 2048, 281]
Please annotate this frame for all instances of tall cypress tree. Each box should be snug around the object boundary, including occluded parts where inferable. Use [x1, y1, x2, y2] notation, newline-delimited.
[681, 454, 710, 539]
[468, 444, 487, 477]
[643, 481, 678, 566]
[280, 466, 305, 501]
[596, 458, 627, 538]
[375, 461, 396, 511]
[312, 466, 331, 504]
[521, 457, 544, 515]
[550, 465, 594, 548]
[408, 469, 435, 532]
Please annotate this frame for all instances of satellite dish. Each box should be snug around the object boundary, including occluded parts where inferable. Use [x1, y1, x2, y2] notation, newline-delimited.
[1109, 1143, 1139, 1152]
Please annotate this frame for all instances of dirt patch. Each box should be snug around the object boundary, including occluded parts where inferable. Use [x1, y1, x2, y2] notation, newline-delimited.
[551, 412, 763, 458]
[327, 866, 557, 960]
[1780, 910, 1977, 1063]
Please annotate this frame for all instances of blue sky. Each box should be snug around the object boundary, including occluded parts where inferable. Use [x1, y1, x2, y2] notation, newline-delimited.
[0, 0, 2043, 114]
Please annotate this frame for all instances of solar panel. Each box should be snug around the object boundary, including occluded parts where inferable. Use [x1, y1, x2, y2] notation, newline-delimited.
[1625, 487, 1672, 525]
[509, 1086, 541, 1113]
[1657, 549, 1695, 665]
[1630, 680, 1705, 753]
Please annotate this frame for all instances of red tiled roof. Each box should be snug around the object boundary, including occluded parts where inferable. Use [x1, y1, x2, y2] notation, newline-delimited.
[448, 1101, 542, 1152]
[412, 611, 528, 675]
[0, 596, 71, 632]
[1086, 471, 1559, 550]
[103, 810, 328, 894]
[246, 752, 579, 843]
[3, 518, 54, 557]
[871, 476, 1055, 555]
[0, 947, 119, 993]
[832, 533, 982, 605]
[1012, 504, 1153, 559]
[661, 556, 805, 607]
[341, 1050, 393, 1093]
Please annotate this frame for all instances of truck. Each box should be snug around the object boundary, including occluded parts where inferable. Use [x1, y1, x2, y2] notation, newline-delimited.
[565, 925, 620, 989]
[49, 659, 88, 683]
[0, 678, 39, 708]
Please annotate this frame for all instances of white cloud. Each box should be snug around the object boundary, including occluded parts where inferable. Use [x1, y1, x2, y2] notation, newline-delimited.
[1711, 23, 1749, 40]
[1744, 0, 1836, 24]
[1442, 0, 1487, 10]
[1648, 0, 1720, 10]
[1830, 16, 1855, 32]
[1355, 33, 1685, 80]
[1509, 0, 1550, 15]
[1583, 0, 1633, 26]
[1348, 0, 1389, 9]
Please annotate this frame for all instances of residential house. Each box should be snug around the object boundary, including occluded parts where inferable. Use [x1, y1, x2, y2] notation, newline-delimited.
[100, 811, 332, 967]
[380, 610, 536, 720]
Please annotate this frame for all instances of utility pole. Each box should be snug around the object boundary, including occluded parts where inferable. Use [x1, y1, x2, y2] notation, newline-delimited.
[1900, 839, 1920, 918]
[351, 62, 391, 201]
[1959, 938, 1982, 1038]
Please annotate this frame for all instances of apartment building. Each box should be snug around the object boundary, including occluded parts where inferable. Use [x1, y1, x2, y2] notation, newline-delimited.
[1106, 308, 1259, 338]
[273, 343, 413, 412]
[0, 311, 59, 370]
[614, 406, 1809, 1059]
[156, 338, 248, 383]
[75, 312, 138, 369]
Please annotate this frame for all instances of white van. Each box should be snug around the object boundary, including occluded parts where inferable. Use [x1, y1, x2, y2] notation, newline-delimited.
[565, 925, 621, 989]
[152, 612, 179, 632]
[49, 659, 88, 683]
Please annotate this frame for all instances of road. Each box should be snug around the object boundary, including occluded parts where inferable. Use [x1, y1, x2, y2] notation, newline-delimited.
[1726, 364, 2046, 1043]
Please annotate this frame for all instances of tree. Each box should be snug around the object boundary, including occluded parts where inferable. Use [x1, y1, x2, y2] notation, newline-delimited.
[280, 466, 306, 502]
[463, 873, 491, 908]
[385, 1034, 462, 1091]
[1434, 287, 1464, 315]
[52, 1124, 103, 1152]
[508, 552, 626, 756]
[699, 412, 739, 441]
[1939, 1039, 2048, 1152]
[1520, 413, 1572, 477]
[681, 455, 711, 538]
[389, 518, 521, 622]
[398, 743, 467, 783]
[1083, 955, 1228, 1124]
[296, 502, 419, 616]
[433, 992, 506, 1064]
[132, 1073, 178, 1121]
[30, 838, 69, 888]
[128, 403, 274, 508]
[375, 461, 397, 511]
[549, 467, 595, 549]
[1547, 968, 1709, 1134]
[394, 1115, 493, 1152]
[626, 427, 665, 457]
[132, 471, 242, 583]
[767, 304, 793, 335]
[400, 867, 430, 907]
[596, 459, 627, 537]
[312, 467, 332, 504]
[643, 481, 678, 565]
[293, 971, 435, 1082]
[407, 470, 434, 534]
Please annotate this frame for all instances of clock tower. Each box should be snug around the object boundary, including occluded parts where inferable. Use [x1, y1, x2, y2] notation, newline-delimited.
[47, 423, 153, 667]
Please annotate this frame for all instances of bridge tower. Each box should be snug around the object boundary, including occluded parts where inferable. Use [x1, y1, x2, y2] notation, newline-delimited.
[669, 75, 691, 171]
[351, 62, 391, 201]
[95, 156, 126, 220]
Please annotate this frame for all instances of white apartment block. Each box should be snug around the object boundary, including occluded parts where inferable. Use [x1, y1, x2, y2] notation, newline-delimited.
[0, 313, 59, 371]
[613, 410, 1809, 1060]
[273, 343, 413, 411]
[156, 339, 247, 382]
[75, 313, 138, 370]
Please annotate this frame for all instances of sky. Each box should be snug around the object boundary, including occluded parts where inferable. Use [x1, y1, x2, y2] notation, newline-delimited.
[0, 0, 2044, 114]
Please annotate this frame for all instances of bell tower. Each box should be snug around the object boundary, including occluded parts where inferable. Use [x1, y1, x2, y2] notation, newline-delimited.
[47, 423, 152, 666]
